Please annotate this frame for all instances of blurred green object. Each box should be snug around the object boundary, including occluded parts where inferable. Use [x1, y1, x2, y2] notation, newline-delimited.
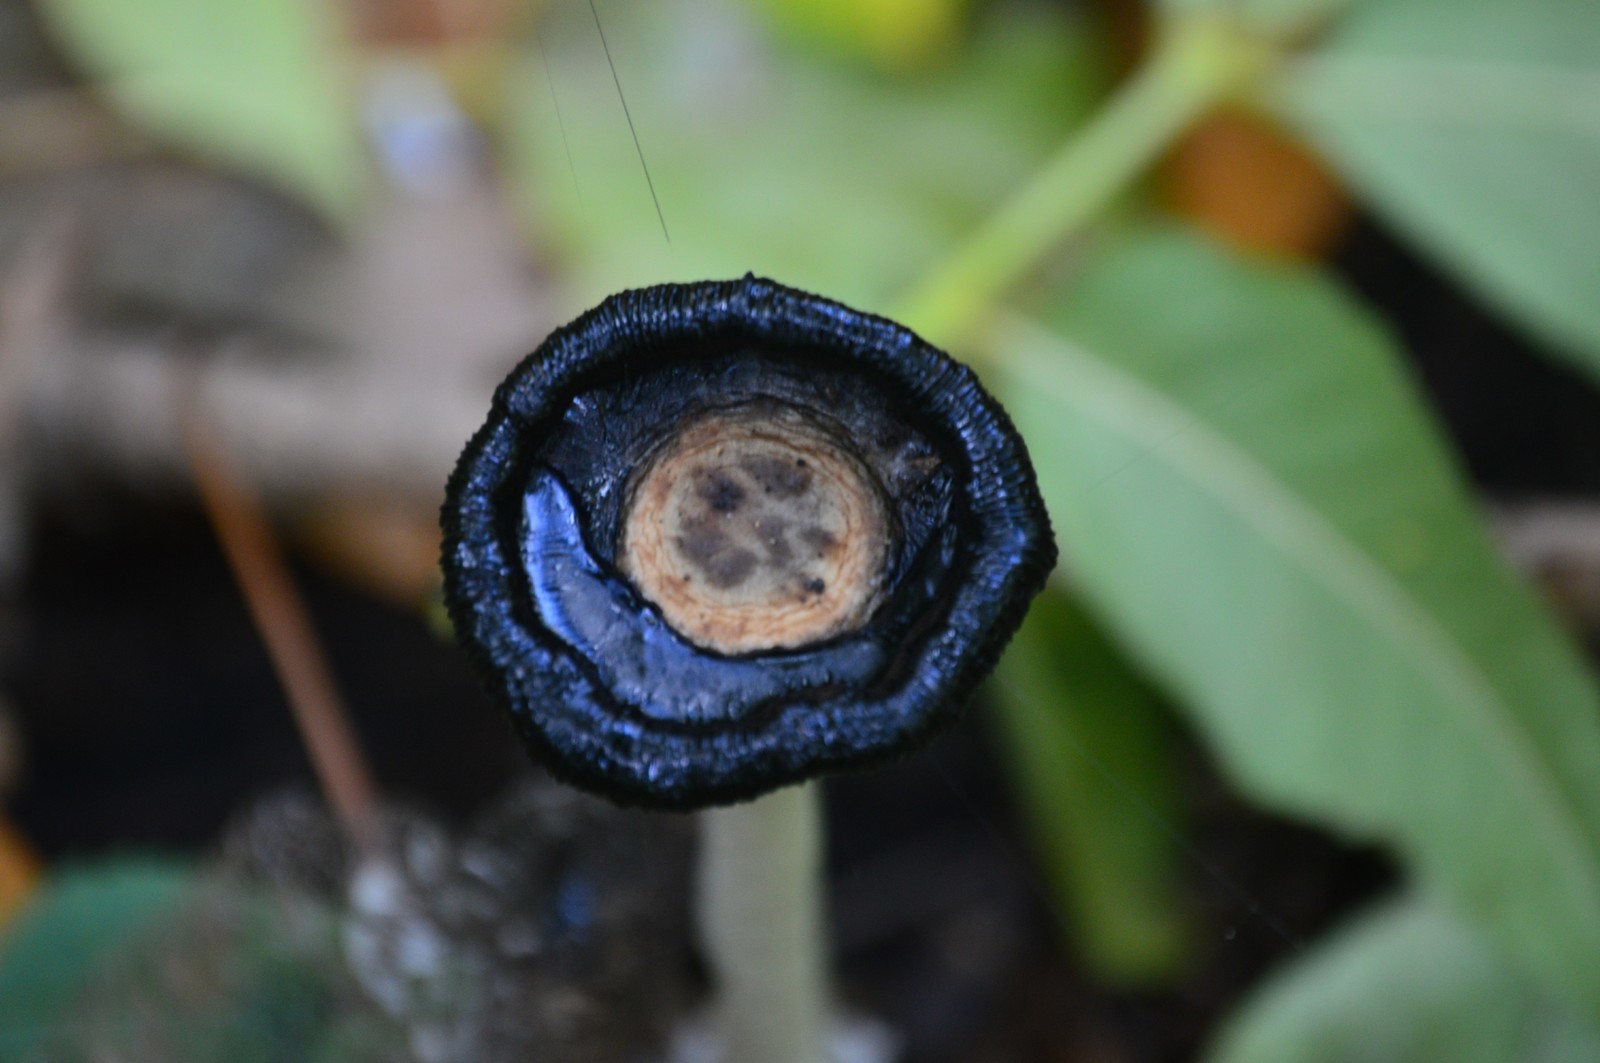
[1278, 0, 1600, 377]
[506, 0, 1103, 315]
[992, 589, 1195, 986]
[1163, 0, 1358, 39]
[741, 0, 973, 70]
[1207, 896, 1600, 1063]
[0, 860, 194, 1060]
[35, 0, 363, 218]
[0, 862, 395, 1063]
[992, 224, 1600, 1018]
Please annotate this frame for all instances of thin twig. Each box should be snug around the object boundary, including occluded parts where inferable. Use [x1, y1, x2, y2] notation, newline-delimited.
[182, 395, 381, 852]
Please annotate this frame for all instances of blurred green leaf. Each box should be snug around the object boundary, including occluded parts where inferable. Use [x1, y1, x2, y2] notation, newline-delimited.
[1161, 0, 1357, 39]
[992, 588, 1195, 986]
[741, 0, 974, 70]
[990, 225, 1600, 1016]
[2, 866, 391, 1063]
[1277, 0, 1600, 378]
[37, 0, 362, 218]
[0, 859, 195, 1060]
[506, 0, 1102, 315]
[1206, 896, 1600, 1063]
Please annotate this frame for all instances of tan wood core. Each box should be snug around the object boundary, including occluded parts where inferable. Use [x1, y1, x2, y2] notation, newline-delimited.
[619, 404, 890, 655]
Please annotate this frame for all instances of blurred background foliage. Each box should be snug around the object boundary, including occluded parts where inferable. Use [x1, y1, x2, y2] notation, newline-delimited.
[1, 0, 1599, 1059]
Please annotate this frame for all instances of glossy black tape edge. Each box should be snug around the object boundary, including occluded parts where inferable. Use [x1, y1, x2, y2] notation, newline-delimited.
[441, 275, 1056, 810]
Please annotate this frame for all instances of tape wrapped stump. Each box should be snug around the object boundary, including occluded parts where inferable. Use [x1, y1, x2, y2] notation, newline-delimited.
[442, 276, 1054, 810]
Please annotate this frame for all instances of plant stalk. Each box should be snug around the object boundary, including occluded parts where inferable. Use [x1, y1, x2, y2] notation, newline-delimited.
[892, 11, 1268, 348]
[697, 782, 827, 1063]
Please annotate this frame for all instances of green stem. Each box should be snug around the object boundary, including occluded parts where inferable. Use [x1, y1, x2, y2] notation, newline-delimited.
[892, 12, 1268, 348]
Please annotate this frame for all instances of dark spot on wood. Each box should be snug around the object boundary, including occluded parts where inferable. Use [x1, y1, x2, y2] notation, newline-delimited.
[696, 468, 746, 514]
[742, 455, 813, 499]
[703, 548, 757, 589]
[675, 522, 758, 588]
[804, 578, 825, 595]
[802, 526, 836, 555]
